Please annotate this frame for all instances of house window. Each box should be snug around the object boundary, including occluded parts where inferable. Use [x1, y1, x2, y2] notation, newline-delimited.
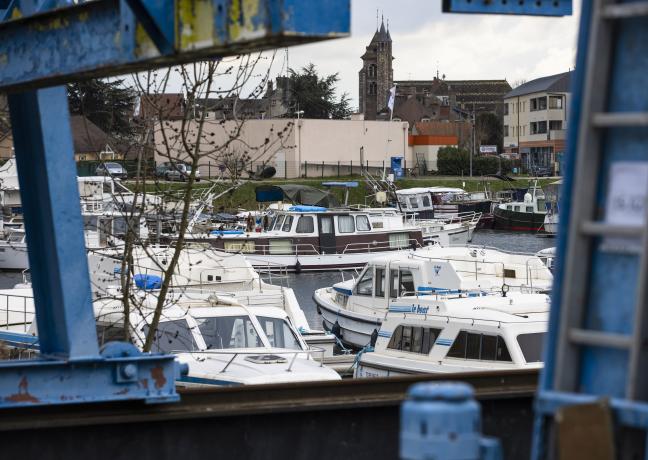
[503, 103, 509, 115]
[504, 125, 509, 137]
[549, 120, 562, 131]
[421, 117, 431, 122]
[549, 96, 563, 109]
[530, 121, 548, 135]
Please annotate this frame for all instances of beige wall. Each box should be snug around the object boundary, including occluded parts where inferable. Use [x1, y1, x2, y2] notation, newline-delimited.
[503, 91, 570, 149]
[154, 118, 409, 179]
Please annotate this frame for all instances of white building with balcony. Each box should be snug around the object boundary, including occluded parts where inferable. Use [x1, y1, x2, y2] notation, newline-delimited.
[503, 71, 572, 173]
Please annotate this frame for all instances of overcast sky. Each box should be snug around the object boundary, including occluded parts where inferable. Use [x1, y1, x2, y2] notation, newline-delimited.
[267, 0, 581, 110]
[159, 1, 581, 110]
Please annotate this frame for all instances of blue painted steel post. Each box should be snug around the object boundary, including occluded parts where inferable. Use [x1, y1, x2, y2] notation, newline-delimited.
[400, 382, 502, 460]
[7, 87, 100, 360]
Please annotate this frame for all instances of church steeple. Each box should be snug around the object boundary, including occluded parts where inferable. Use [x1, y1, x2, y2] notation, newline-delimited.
[359, 16, 394, 119]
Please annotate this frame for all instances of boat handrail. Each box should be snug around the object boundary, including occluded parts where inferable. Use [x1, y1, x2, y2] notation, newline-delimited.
[0, 293, 35, 333]
[184, 346, 327, 371]
[342, 239, 423, 254]
[383, 309, 548, 327]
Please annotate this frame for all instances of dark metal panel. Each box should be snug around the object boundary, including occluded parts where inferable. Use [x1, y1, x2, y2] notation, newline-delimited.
[0, 371, 538, 459]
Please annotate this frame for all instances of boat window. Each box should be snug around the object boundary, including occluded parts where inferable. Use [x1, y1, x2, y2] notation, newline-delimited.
[399, 270, 416, 296]
[282, 216, 294, 232]
[7, 232, 24, 243]
[356, 215, 371, 231]
[387, 326, 441, 354]
[537, 198, 546, 210]
[375, 267, 386, 298]
[507, 205, 512, 211]
[143, 319, 198, 353]
[422, 195, 431, 208]
[224, 241, 255, 253]
[447, 331, 512, 362]
[338, 215, 355, 233]
[526, 206, 534, 213]
[269, 239, 292, 254]
[389, 269, 399, 298]
[356, 268, 374, 296]
[273, 215, 286, 231]
[296, 216, 314, 233]
[517, 332, 545, 363]
[257, 316, 302, 350]
[389, 233, 409, 249]
[409, 197, 419, 209]
[514, 206, 521, 212]
[197, 315, 262, 349]
[320, 216, 333, 234]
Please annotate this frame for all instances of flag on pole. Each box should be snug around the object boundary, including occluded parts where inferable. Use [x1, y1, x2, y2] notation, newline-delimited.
[387, 85, 396, 113]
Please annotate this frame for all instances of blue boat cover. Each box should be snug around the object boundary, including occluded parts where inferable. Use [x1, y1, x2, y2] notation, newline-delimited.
[133, 274, 162, 290]
[288, 205, 327, 212]
[321, 181, 359, 188]
[210, 230, 245, 235]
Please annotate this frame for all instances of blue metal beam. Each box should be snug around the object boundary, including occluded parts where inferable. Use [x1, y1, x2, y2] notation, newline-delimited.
[442, 0, 572, 16]
[7, 87, 99, 360]
[0, 0, 351, 92]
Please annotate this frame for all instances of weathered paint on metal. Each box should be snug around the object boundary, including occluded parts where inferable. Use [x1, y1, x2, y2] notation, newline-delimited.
[0, 0, 350, 91]
[7, 87, 100, 360]
[442, 0, 572, 16]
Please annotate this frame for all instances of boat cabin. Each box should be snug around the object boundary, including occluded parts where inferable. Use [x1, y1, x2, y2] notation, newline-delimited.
[197, 206, 424, 260]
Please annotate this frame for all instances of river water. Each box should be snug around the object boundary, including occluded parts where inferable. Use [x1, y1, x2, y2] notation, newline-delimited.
[287, 230, 557, 329]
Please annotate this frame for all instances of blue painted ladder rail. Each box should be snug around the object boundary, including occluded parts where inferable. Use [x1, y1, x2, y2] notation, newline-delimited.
[0, 0, 350, 408]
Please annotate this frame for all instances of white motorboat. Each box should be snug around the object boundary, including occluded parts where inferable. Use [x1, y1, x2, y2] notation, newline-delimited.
[97, 301, 341, 386]
[313, 245, 553, 349]
[355, 292, 549, 377]
[0, 228, 28, 270]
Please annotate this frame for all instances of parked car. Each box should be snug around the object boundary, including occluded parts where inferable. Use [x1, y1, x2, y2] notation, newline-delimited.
[530, 165, 553, 177]
[155, 162, 201, 182]
[95, 162, 127, 179]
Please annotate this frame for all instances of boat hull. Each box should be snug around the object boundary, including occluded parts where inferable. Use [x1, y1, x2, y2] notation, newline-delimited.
[493, 207, 546, 232]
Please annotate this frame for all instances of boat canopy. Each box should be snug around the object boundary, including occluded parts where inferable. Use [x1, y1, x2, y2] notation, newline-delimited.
[288, 205, 327, 213]
[255, 184, 339, 207]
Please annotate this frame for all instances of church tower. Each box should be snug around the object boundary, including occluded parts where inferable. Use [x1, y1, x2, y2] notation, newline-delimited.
[359, 18, 393, 120]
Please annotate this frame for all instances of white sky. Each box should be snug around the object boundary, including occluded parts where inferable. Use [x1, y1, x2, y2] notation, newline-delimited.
[163, 1, 582, 111]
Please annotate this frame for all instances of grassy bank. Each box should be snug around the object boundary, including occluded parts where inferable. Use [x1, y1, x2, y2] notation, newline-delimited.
[128, 176, 557, 212]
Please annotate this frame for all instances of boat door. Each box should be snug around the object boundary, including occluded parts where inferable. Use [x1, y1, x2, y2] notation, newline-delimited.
[318, 215, 336, 254]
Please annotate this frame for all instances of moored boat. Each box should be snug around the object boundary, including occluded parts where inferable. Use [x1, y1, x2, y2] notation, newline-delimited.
[313, 245, 553, 349]
[493, 182, 547, 232]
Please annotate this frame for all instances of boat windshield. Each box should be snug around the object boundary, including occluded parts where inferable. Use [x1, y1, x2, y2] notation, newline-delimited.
[7, 232, 24, 243]
[196, 315, 263, 349]
[143, 319, 198, 353]
[257, 316, 302, 350]
[517, 332, 546, 363]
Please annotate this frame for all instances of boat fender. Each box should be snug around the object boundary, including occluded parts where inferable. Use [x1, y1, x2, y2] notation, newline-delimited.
[331, 320, 342, 339]
[295, 260, 302, 274]
[370, 329, 378, 348]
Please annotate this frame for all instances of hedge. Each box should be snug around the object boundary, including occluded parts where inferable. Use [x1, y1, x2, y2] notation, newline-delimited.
[437, 146, 512, 176]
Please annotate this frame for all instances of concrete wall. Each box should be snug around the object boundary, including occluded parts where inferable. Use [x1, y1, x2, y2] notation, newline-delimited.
[154, 118, 409, 179]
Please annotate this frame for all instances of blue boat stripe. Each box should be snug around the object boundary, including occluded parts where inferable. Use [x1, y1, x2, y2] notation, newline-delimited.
[377, 331, 392, 338]
[178, 375, 243, 386]
[333, 286, 353, 296]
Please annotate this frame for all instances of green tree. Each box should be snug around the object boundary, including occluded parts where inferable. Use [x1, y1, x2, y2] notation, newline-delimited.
[68, 79, 138, 139]
[285, 63, 352, 119]
[476, 112, 503, 153]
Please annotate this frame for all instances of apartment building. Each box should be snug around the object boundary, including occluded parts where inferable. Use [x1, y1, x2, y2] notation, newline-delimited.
[503, 71, 572, 172]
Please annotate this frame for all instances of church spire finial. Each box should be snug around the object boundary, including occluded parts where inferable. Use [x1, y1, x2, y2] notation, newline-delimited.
[376, 9, 379, 30]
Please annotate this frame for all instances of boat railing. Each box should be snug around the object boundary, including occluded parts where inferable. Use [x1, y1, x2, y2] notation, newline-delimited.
[245, 258, 291, 285]
[342, 239, 422, 254]
[383, 307, 547, 326]
[0, 293, 35, 333]
[408, 211, 482, 228]
[186, 346, 327, 372]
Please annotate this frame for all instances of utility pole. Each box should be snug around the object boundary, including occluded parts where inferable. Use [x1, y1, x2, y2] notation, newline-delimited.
[470, 101, 475, 177]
